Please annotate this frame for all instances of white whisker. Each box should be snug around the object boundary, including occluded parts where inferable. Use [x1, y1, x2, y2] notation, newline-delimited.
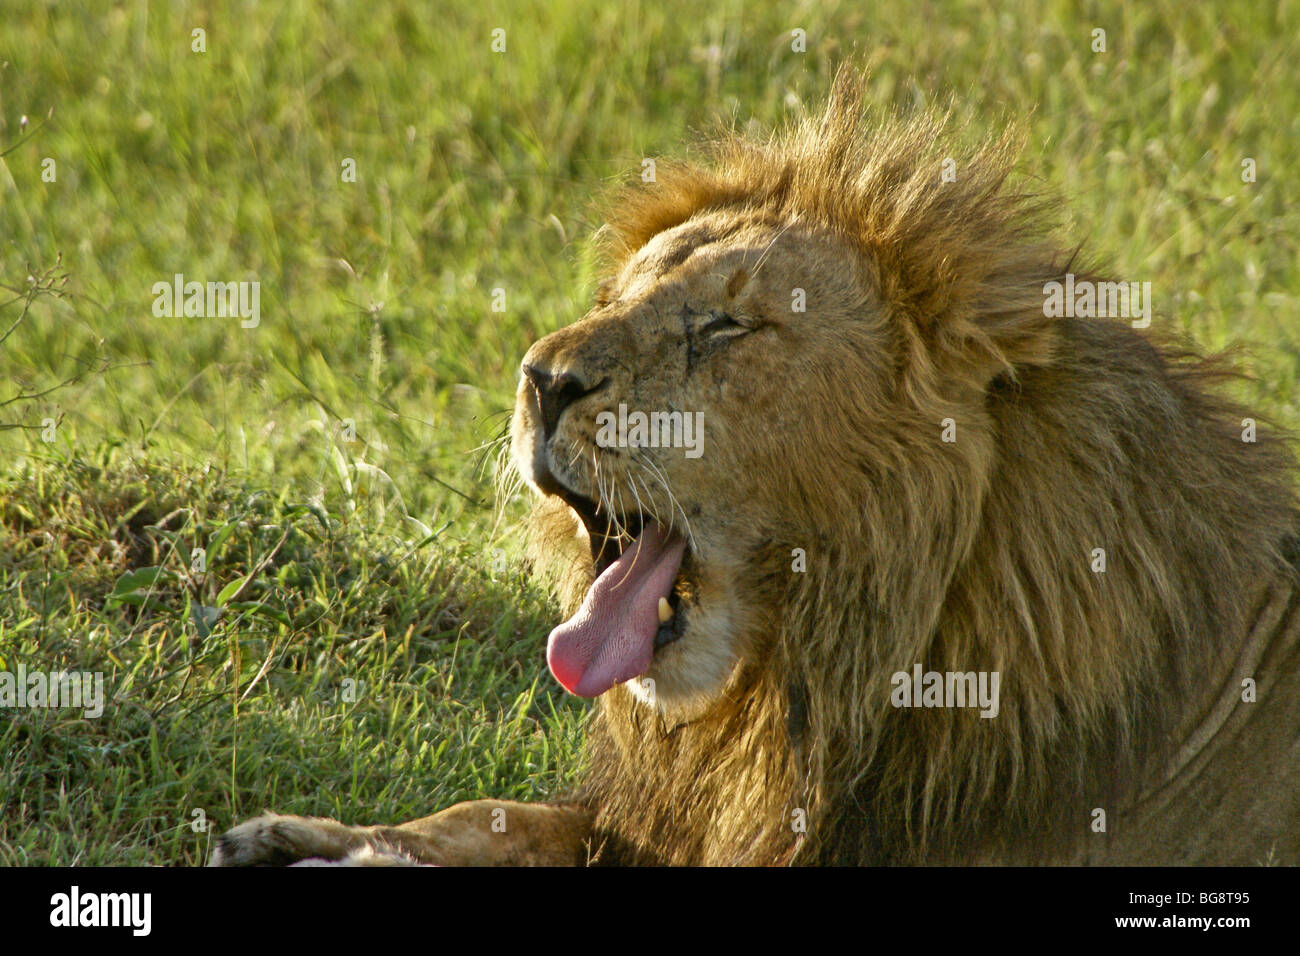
[750, 214, 801, 280]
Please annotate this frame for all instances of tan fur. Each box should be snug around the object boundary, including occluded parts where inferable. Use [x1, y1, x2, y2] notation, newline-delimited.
[215, 71, 1300, 867]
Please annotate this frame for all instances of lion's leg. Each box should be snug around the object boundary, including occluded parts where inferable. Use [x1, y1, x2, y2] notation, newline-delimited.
[378, 800, 595, 866]
[211, 800, 594, 867]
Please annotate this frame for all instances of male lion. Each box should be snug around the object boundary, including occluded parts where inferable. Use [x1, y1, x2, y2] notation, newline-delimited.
[215, 75, 1300, 866]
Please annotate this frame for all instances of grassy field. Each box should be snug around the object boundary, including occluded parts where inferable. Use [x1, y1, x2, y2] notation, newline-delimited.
[1, 0, 1298, 864]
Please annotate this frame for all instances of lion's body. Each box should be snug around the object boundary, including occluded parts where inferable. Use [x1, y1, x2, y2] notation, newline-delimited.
[216, 74, 1300, 868]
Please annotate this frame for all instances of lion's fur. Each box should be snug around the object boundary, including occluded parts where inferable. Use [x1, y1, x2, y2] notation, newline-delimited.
[525, 72, 1300, 865]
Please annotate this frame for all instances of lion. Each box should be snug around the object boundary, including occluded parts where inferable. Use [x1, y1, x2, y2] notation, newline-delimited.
[214, 72, 1300, 866]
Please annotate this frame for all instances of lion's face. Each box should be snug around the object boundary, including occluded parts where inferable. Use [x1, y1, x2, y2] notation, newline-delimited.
[512, 209, 885, 713]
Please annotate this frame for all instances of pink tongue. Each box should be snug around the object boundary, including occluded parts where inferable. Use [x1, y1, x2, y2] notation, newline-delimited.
[547, 522, 687, 697]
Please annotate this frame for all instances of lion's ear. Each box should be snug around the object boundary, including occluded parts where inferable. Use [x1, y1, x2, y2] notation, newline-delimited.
[947, 273, 1058, 383]
[887, 270, 1058, 393]
[893, 248, 1061, 390]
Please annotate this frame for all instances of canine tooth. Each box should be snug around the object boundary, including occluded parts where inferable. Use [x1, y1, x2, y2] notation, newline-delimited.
[658, 597, 673, 623]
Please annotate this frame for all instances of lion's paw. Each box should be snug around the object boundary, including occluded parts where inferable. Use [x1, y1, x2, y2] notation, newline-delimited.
[210, 813, 362, 867]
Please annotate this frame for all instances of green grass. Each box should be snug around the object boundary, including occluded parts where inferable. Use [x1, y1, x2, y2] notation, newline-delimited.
[1, 0, 1298, 864]
[0, 446, 586, 864]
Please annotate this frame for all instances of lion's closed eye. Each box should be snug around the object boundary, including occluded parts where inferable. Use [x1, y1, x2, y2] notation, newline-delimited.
[697, 312, 752, 338]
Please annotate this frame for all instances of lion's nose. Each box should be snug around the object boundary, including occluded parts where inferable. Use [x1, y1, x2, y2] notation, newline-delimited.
[522, 364, 601, 440]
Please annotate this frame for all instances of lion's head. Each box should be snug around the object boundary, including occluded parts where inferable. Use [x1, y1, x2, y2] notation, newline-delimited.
[510, 73, 1300, 864]
[511, 76, 1061, 719]
[511, 211, 882, 713]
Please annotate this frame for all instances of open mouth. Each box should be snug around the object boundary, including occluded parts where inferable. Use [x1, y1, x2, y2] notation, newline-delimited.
[558, 487, 691, 645]
[541, 479, 693, 697]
